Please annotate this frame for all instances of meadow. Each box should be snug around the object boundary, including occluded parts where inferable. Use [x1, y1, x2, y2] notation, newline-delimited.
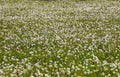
[0, 0, 120, 77]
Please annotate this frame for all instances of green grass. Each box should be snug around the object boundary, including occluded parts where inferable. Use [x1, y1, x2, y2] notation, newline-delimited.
[0, 0, 120, 77]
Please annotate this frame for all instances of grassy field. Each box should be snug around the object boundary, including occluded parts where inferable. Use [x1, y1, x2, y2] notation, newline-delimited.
[0, 0, 120, 77]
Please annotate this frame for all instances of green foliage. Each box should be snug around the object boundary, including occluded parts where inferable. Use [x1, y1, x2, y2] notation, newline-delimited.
[0, 0, 120, 76]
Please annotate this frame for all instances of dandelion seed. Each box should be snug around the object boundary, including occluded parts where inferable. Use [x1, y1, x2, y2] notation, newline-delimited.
[101, 72, 105, 76]
[117, 73, 120, 77]
[45, 74, 50, 77]
[110, 63, 116, 68]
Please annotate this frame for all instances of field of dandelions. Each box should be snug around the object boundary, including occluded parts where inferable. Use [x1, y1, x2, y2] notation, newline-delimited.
[0, 0, 120, 77]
